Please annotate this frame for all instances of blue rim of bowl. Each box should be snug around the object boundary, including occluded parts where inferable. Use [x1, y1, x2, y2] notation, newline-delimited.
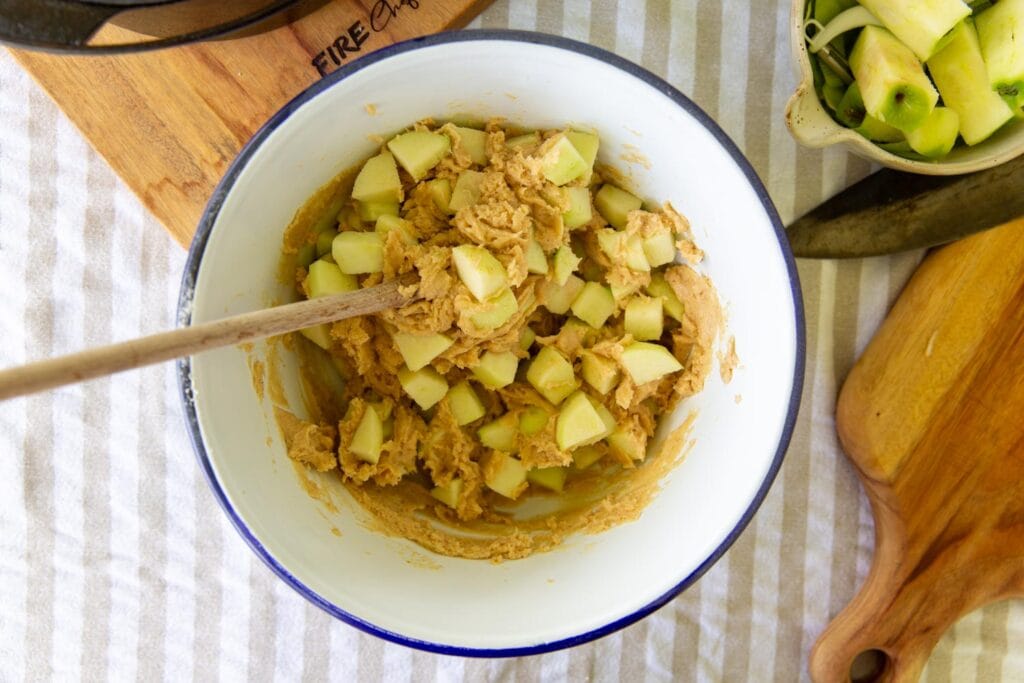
[177, 28, 806, 658]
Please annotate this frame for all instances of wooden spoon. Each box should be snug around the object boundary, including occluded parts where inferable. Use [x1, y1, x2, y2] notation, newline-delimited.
[0, 278, 413, 401]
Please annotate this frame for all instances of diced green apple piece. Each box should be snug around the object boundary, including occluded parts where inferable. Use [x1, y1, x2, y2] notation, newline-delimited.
[427, 178, 452, 213]
[587, 396, 617, 443]
[563, 186, 593, 230]
[392, 331, 454, 371]
[572, 444, 604, 470]
[482, 451, 527, 498]
[469, 287, 518, 329]
[928, 20, 1015, 145]
[564, 130, 599, 179]
[478, 413, 519, 452]
[642, 224, 676, 267]
[526, 239, 549, 274]
[397, 366, 449, 410]
[519, 326, 536, 352]
[540, 134, 588, 185]
[858, 114, 906, 143]
[350, 405, 384, 464]
[430, 478, 463, 508]
[597, 229, 649, 272]
[316, 230, 336, 257]
[351, 151, 403, 204]
[307, 259, 358, 298]
[518, 406, 550, 436]
[299, 324, 332, 350]
[850, 26, 939, 131]
[386, 130, 451, 181]
[541, 274, 585, 315]
[610, 279, 643, 302]
[836, 83, 906, 142]
[472, 350, 519, 389]
[506, 131, 540, 150]
[555, 391, 609, 451]
[526, 346, 579, 406]
[527, 466, 568, 493]
[357, 200, 400, 223]
[332, 231, 384, 274]
[624, 296, 664, 341]
[977, 0, 1024, 102]
[646, 272, 685, 322]
[906, 106, 960, 158]
[452, 126, 489, 165]
[553, 245, 582, 286]
[859, 0, 970, 61]
[375, 214, 417, 245]
[620, 341, 683, 384]
[581, 350, 621, 395]
[570, 281, 615, 329]
[607, 427, 646, 462]
[448, 170, 484, 212]
[446, 381, 486, 426]
[452, 244, 508, 301]
[594, 184, 642, 229]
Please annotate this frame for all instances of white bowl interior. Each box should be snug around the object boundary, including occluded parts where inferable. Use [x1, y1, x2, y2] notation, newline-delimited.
[185, 36, 801, 652]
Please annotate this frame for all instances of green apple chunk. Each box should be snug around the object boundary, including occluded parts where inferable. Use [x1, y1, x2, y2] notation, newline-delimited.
[572, 444, 604, 470]
[352, 151, 403, 204]
[906, 106, 960, 158]
[469, 287, 518, 329]
[526, 346, 579, 405]
[850, 26, 938, 131]
[392, 331, 453, 371]
[519, 326, 536, 352]
[472, 350, 519, 389]
[570, 282, 615, 329]
[565, 130, 599, 178]
[977, 0, 1024, 98]
[398, 366, 449, 410]
[526, 239, 549, 274]
[642, 224, 676, 267]
[620, 341, 683, 384]
[581, 350, 621, 395]
[478, 413, 519, 452]
[625, 296, 664, 341]
[587, 396, 617, 443]
[553, 245, 582, 285]
[316, 230, 336, 258]
[597, 229, 650, 272]
[835, 82, 907, 142]
[307, 259, 358, 298]
[563, 186, 593, 230]
[607, 427, 646, 462]
[350, 405, 384, 464]
[446, 381, 486, 426]
[859, 0, 970, 61]
[928, 20, 1015, 145]
[300, 324, 332, 350]
[540, 134, 588, 185]
[452, 244, 508, 301]
[448, 170, 484, 212]
[645, 272, 685, 322]
[452, 126, 488, 165]
[375, 214, 417, 245]
[427, 178, 452, 213]
[430, 478, 463, 508]
[594, 184, 642, 229]
[555, 391, 609, 451]
[527, 466, 568, 493]
[357, 200, 400, 223]
[332, 231, 384, 274]
[610, 279, 643, 302]
[482, 451, 528, 499]
[506, 131, 540, 150]
[518, 406, 550, 436]
[541, 274, 585, 315]
[386, 130, 451, 181]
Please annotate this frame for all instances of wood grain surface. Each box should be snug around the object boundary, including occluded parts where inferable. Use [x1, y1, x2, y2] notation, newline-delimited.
[810, 218, 1024, 682]
[9, 0, 491, 248]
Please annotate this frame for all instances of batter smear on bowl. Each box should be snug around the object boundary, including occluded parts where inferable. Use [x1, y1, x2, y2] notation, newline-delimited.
[278, 119, 727, 560]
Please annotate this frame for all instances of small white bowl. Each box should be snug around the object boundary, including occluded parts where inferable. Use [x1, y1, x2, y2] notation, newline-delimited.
[178, 30, 804, 655]
[785, 0, 1024, 174]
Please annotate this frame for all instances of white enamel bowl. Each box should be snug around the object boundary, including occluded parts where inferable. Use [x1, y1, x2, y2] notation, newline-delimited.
[178, 31, 804, 655]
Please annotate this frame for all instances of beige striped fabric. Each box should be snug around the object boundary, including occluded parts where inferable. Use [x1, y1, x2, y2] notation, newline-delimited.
[1, 1, 1022, 680]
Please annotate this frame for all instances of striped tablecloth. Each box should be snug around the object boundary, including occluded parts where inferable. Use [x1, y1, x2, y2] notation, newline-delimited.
[2, 1, 1022, 680]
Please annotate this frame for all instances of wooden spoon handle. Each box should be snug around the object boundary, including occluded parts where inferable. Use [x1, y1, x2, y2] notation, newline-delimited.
[0, 278, 411, 401]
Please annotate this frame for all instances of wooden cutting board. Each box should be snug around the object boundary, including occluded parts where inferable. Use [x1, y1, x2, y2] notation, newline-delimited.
[9, 0, 491, 248]
[810, 218, 1024, 682]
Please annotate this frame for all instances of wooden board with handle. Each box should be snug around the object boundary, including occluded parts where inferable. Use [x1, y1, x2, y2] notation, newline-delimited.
[9, 0, 492, 248]
[810, 218, 1024, 682]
